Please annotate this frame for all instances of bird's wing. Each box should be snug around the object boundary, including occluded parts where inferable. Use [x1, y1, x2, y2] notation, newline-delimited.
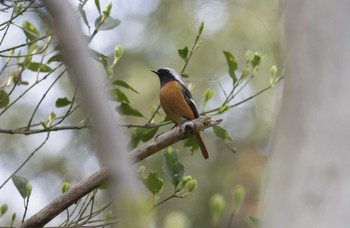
[181, 84, 199, 118]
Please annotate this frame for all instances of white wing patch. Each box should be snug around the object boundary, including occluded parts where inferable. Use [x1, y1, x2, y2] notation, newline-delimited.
[189, 98, 198, 111]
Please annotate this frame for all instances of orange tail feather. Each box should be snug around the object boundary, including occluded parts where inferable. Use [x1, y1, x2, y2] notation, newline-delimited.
[195, 133, 209, 159]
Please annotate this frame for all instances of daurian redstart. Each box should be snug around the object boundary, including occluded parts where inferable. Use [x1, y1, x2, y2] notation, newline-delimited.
[152, 68, 209, 159]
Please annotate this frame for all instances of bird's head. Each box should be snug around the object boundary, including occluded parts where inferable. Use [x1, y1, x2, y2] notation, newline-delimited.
[152, 67, 184, 87]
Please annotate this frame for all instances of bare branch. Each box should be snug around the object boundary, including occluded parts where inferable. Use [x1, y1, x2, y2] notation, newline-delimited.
[132, 116, 221, 162]
[18, 167, 109, 228]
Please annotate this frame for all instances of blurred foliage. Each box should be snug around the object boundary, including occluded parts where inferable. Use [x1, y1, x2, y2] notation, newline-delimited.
[0, 0, 282, 227]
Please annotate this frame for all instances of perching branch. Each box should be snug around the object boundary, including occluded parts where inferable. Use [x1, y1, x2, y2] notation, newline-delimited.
[19, 116, 221, 228]
[132, 116, 221, 162]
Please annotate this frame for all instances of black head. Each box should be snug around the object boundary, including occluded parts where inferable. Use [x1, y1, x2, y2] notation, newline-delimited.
[152, 68, 184, 87]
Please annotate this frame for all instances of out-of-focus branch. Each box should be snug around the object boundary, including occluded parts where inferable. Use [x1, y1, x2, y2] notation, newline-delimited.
[31, 0, 143, 227]
[19, 116, 220, 228]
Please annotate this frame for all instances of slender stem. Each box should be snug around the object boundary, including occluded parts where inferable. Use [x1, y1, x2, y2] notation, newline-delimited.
[0, 50, 14, 78]
[180, 23, 203, 74]
[0, 63, 64, 116]
[0, 0, 35, 28]
[0, 132, 50, 190]
[0, 34, 53, 53]
[147, 105, 161, 124]
[0, 0, 17, 46]
[227, 209, 236, 228]
[26, 70, 66, 129]
[202, 76, 284, 115]
[22, 196, 30, 223]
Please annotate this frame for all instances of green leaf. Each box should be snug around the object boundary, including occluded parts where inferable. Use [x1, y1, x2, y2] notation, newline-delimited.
[269, 65, 279, 86]
[198, 21, 204, 36]
[185, 179, 197, 193]
[178, 47, 189, 61]
[22, 21, 40, 41]
[25, 183, 32, 198]
[61, 182, 72, 193]
[162, 148, 185, 187]
[101, 57, 112, 77]
[40, 121, 47, 129]
[251, 52, 262, 69]
[0, 90, 10, 109]
[26, 62, 52, 72]
[103, 2, 112, 17]
[225, 144, 237, 154]
[232, 185, 245, 213]
[184, 136, 199, 153]
[116, 103, 144, 117]
[47, 53, 63, 64]
[48, 112, 56, 126]
[95, 0, 101, 15]
[204, 88, 215, 108]
[55, 97, 72, 108]
[140, 127, 159, 142]
[11, 213, 16, 225]
[240, 68, 250, 82]
[113, 45, 124, 66]
[209, 194, 226, 226]
[130, 127, 159, 147]
[101, 56, 113, 78]
[15, 4, 23, 16]
[95, 16, 121, 31]
[12, 175, 29, 199]
[245, 50, 254, 65]
[223, 51, 238, 84]
[98, 182, 110, 190]
[23, 54, 32, 69]
[113, 80, 139, 93]
[78, 4, 90, 29]
[0, 204, 8, 217]
[181, 73, 189, 78]
[213, 125, 232, 143]
[142, 172, 163, 196]
[105, 210, 112, 223]
[113, 89, 129, 104]
[217, 104, 230, 114]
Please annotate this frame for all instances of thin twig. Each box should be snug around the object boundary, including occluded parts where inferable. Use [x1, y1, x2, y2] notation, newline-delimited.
[180, 22, 203, 74]
[202, 76, 284, 115]
[0, 0, 35, 28]
[0, 33, 53, 53]
[0, 0, 17, 46]
[26, 70, 66, 129]
[0, 63, 64, 116]
[0, 132, 50, 190]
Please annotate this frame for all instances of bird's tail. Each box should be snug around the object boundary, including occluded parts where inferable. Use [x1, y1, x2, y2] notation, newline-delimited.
[195, 133, 209, 159]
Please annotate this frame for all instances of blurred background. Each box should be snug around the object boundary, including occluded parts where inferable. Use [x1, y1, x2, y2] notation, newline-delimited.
[0, 0, 282, 227]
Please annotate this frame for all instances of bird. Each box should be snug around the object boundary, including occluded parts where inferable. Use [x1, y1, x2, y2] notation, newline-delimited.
[152, 67, 209, 159]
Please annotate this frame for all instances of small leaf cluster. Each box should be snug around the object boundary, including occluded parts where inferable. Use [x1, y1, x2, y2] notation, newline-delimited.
[58, 181, 117, 227]
[138, 148, 197, 206]
[209, 185, 258, 227]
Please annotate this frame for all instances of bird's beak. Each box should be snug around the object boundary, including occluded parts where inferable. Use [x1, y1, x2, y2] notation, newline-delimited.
[151, 70, 158, 75]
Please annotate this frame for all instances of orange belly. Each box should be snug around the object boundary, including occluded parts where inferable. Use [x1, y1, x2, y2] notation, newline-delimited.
[159, 81, 195, 124]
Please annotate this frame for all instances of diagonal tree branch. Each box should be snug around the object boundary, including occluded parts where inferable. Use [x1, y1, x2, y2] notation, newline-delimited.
[19, 116, 221, 228]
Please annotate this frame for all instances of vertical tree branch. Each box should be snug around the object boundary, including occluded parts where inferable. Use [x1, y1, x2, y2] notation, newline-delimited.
[261, 0, 350, 227]
[19, 0, 144, 227]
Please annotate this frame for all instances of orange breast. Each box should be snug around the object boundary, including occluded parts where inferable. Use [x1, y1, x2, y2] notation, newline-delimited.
[160, 81, 195, 124]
